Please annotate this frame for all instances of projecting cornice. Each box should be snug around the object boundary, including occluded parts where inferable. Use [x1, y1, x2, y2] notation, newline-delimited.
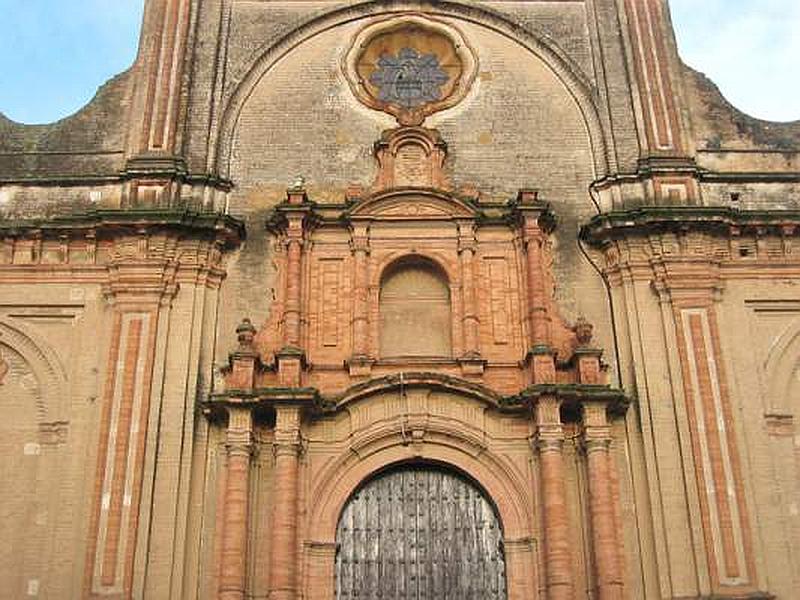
[0, 208, 245, 245]
[581, 206, 800, 246]
[0, 209, 246, 293]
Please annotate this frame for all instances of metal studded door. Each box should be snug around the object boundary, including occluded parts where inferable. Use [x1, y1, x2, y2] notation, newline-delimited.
[335, 465, 507, 599]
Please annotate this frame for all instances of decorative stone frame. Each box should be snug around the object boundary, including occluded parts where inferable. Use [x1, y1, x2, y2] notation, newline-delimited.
[302, 386, 536, 600]
[342, 13, 479, 126]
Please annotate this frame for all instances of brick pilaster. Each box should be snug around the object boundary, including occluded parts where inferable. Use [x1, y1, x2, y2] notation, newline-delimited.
[348, 222, 373, 377]
[535, 395, 575, 600]
[218, 406, 254, 600]
[269, 405, 302, 600]
[582, 401, 624, 600]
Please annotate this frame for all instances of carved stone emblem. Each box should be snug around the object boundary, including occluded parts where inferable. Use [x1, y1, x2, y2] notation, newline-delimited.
[369, 48, 449, 108]
[343, 14, 478, 126]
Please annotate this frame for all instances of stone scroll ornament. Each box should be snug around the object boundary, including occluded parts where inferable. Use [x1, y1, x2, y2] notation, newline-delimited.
[344, 15, 478, 126]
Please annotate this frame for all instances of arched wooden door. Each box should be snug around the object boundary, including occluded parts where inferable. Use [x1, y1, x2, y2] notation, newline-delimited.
[335, 464, 507, 599]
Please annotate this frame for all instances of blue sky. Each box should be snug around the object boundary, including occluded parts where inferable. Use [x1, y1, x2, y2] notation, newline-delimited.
[0, 0, 797, 124]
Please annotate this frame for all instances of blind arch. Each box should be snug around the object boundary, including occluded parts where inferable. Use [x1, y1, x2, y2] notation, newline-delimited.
[379, 257, 452, 358]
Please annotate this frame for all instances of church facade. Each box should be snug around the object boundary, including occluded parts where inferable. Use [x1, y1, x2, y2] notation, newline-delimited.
[0, 1, 798, 599]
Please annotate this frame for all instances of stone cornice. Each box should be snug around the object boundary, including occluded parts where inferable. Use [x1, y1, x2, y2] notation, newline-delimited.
[581, 206, 800, 246]
[507, 383, 630, 416]
[0, 208, 245, 246]
[265, 186, 558, 233]
[204, 387, 323, 422]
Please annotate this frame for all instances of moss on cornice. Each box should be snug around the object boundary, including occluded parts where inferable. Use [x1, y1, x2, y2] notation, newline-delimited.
[0, 208, 246, 247]
[581, 206, 800, 246]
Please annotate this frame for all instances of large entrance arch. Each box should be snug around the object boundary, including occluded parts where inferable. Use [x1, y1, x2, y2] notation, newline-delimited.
[335, 463, 507, 600]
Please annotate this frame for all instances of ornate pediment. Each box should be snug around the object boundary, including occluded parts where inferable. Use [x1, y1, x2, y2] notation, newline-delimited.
[347, 188, 478, 220]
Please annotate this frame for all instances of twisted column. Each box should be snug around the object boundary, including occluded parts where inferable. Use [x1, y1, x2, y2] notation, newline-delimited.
[535, 396, 574, 600]
[219, 407, 254, 600]
[582, 402, 624, 600]
[269, 405, 302, 600]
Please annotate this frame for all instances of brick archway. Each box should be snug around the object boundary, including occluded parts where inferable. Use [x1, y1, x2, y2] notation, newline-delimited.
[302, 409, 537, 600]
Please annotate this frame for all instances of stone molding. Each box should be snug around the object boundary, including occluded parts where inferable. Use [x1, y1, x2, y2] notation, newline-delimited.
[0, 209, 245, 298]
[582, 207, 800, 291]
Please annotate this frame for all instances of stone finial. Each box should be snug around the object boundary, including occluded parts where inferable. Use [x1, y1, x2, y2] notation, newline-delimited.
[236, 318, 257, 353]
[574, 316, 594, 347]
[287, 176, 308, 205]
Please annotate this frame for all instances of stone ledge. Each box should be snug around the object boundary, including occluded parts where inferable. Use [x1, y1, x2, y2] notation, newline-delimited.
[0, 207, 245, 247]
[508, 383, 630, 416]
[581, 206, 800, 245]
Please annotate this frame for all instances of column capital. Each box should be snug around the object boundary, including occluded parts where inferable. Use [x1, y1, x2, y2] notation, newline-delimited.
[224, 405, 255, 453]
[581, 436, 612, 455]
[536, 436, 564, 453]
[581, 398, 613, 428]
[273, 404, 302, 453]
[534, 394, 563, 425]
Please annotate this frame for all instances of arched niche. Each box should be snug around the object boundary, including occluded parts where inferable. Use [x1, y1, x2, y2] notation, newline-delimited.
[764, 318, 800, 418]
[379, 256, 452, 358]
[0, 317, 68, 425]
[0, 318, 68, 597]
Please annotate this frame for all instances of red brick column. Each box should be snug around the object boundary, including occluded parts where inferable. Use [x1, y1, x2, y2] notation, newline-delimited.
[269, 405, 302, 600]
[351, 224, 370, 358]
[219, 406, 254, 600]
[522, 215, 549, 347]
[582, 402, 624, 600]
[458, 220, 480, 357]
[535, 396, 574, 600]
[284, 229, 303, 349]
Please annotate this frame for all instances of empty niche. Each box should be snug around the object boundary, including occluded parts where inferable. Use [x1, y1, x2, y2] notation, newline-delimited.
[379, 257, 452, 358]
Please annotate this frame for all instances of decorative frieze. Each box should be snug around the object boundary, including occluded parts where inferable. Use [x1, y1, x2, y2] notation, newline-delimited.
[583, 207, 800, 263]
